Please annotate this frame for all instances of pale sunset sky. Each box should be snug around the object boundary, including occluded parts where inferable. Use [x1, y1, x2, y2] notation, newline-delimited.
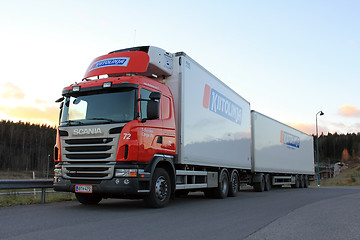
[0, 0, 359, 135]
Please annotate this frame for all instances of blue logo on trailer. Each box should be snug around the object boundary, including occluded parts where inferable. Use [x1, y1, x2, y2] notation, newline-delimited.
[90, 57, 130, 71]
[281, 130, 300, 148]
[204, 86, 242, 125]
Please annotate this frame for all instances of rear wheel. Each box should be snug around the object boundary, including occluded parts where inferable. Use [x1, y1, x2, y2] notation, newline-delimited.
[291, 175, 300, 188]
[299, 175, 305, 188]
[253, 174, 265, 192]
[144, 168, 171, 208]
[216, 169, 229, 198]
[304, 175, 309, 188]
[264, 174, 271, 191]
[204, 169, 229, 199]
[75, 193, 102, 205]
[228, 170, 239, 197]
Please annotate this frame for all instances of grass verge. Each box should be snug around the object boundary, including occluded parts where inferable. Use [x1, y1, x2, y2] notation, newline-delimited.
[0, 190, 76, 207]
[313, 162, 360, 187]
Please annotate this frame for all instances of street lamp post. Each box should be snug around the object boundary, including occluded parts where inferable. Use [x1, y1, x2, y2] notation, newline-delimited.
[316, 110, 324, 186]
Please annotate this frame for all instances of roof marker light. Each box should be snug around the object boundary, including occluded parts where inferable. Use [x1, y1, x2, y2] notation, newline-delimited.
[72, 86, 80, 92]
[103, 82, 112, 88]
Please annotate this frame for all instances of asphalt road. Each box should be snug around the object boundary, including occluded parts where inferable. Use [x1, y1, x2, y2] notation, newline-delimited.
[0, 186, 359, 240]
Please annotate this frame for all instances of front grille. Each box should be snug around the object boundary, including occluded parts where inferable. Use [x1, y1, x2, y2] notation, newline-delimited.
[59, 124, 123, 180]
[62, 164, 114, 180]
[65, 138, 113, 145]
[62, 137, 117, 162]
[65, 146, 112, 152]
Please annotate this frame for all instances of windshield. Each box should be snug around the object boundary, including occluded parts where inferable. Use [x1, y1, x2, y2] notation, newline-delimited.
[60, 89, 136, 126]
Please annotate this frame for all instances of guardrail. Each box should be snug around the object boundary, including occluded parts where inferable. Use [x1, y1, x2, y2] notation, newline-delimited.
[0, 179, 53, 204]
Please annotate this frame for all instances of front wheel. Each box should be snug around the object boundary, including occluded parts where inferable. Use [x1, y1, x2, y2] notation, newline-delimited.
[144, 168, 171, 208]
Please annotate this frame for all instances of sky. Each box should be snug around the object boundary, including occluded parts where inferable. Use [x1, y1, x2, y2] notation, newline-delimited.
[0, 0, 359, 135]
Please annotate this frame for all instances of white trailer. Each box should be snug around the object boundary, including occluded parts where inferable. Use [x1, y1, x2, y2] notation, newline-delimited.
[164, 52, 252, 197]
[251, 110, 315, 191]
[167, 52, 252, 169]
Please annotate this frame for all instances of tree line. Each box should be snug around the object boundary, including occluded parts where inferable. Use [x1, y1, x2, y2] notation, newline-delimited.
[0, 120, 56, 173]
[0, 121, 359, 173]
[317, 132, 360, 164]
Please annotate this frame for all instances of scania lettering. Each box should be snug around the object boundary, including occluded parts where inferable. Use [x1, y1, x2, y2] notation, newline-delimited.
[53, 46, 315, 207]
[73, 128, 102, 135]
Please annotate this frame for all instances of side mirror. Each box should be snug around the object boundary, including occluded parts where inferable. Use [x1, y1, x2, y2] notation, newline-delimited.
[59, 102, 64, 124]
[139, 92, 161, 121]
[149, 92, 161, 100]
[55, 97, 64, 103]
[147, 99, 159, 120]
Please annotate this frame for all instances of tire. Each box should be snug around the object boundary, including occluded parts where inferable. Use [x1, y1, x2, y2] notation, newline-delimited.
[299, 175, 305, 188]
[217, 169, 229, 198]
[304, 175, 309, 188]
[264, 174, 271, 191]
[75, 193, 102, 205]
[253, 174, 265, 192]
[228, 170, 239, 197]
[204, 169, 229, 199]
[291, 175, 300, 188]
[144, 168, 171, 208]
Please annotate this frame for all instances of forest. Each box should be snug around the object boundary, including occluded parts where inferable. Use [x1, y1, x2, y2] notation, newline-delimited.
[317, 132, 360, 164]
[0, 120, 359, 173]
[0, 120, 56, 173]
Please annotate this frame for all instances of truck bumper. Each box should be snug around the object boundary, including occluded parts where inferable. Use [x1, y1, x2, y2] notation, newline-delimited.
[54, 177, 150, 197]
[53, 164, 151, 198]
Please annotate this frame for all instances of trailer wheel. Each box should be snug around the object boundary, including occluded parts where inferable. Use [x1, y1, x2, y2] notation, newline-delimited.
[228, 170, 239, 197]
[291, 175, 300, 188]
[253, 173, 265, 192]
[299, 175, 305, 188]
[264, 174, 271, 191]
[304, 175, 309, 188]
[144, 168, 171, 208]
[75, 193, 102, 205]
[205, 169, 229, 199]
[216, 169, 229, 198]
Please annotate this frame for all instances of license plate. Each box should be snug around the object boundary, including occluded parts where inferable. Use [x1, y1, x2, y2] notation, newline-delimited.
[75, 185, 93, 193]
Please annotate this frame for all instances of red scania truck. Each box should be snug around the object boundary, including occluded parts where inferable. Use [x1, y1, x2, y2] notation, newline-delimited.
[53, 46, 314, 207]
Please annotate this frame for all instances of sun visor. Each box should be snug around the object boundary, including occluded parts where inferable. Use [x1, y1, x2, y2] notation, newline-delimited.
[83, 51, 150, 80]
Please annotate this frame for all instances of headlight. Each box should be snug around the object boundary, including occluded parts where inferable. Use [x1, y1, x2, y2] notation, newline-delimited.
[115, 169, 138, 177]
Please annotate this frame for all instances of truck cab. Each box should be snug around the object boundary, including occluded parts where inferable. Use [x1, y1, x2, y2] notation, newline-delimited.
[54, 47, 176, 207]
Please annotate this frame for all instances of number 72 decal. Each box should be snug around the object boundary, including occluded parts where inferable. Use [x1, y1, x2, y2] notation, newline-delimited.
[123, 133, 131, 140]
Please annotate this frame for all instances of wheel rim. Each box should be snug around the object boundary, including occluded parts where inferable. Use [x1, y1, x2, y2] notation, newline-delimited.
[155, 176, 168, 201]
